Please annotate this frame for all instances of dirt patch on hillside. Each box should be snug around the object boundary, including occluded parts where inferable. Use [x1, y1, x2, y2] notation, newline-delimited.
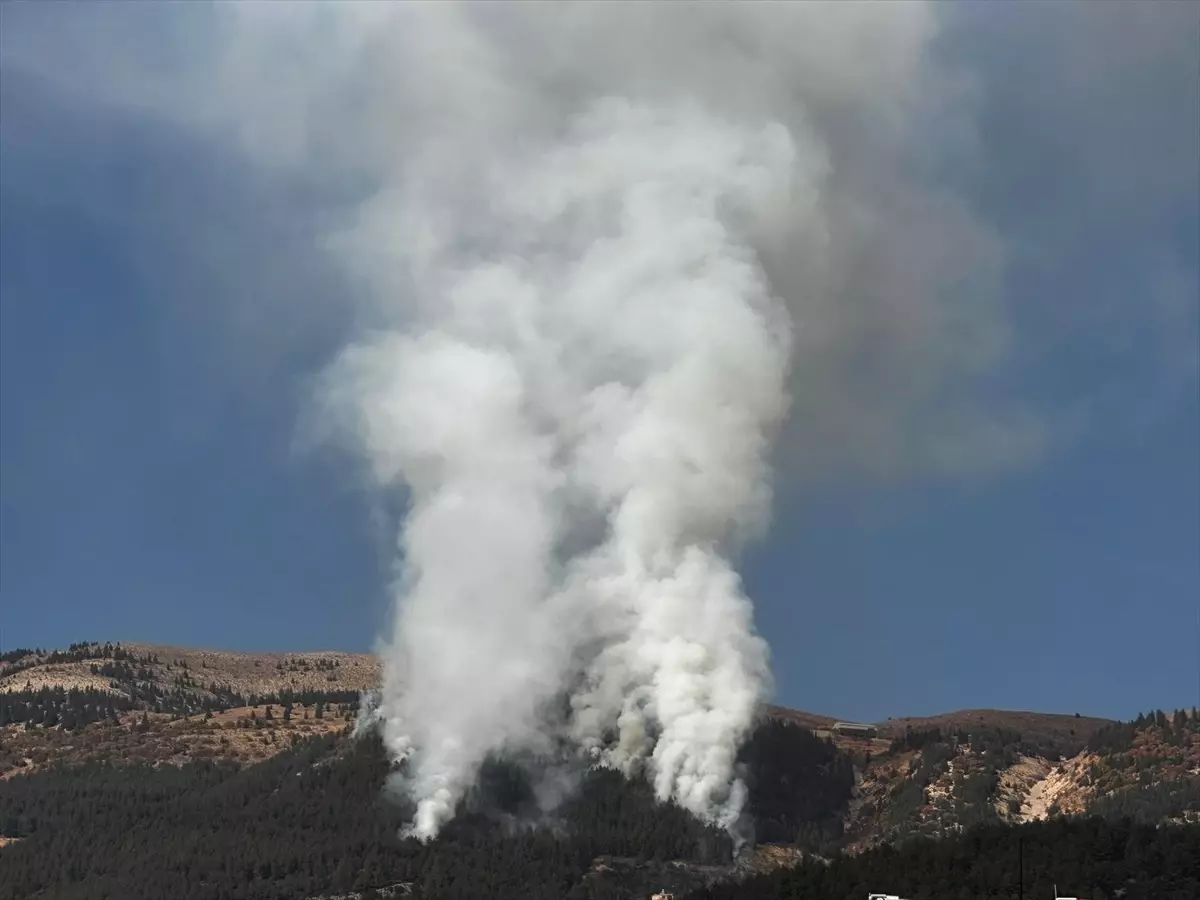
[741, 843, 807, 873]
[841, 749, 921, 850]
[995, 756, 1052, 821]
[1022, 756, 1092, 821]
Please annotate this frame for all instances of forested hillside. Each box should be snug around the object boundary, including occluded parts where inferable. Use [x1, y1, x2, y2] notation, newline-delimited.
[3, 642, 1198, 899]
[0, 720, 852, 900]
[686, 817, 1200, 900]
[841, 705, 1200, 849]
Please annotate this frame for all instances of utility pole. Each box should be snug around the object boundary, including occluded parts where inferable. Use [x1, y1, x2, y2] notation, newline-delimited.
[1019, 835, 1024, 900]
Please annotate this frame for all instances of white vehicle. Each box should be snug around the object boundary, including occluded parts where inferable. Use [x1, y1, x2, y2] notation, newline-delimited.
[868, 887, 1084, 900]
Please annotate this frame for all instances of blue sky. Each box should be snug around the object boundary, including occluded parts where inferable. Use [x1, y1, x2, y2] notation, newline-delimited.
[1, 2, 1197, 723]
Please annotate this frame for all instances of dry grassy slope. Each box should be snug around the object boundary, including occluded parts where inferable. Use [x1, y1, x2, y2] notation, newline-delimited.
[0, 662, 115, 694]
[0, 643, 381, 700]
[1, 702, 359, 779]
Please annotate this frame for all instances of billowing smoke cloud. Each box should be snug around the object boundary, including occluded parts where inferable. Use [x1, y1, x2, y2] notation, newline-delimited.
[18, 0, 1189, 840]
[211, 1, 988, 840]
[282, 2, 935, 839]
[248, 1, 964, 839]
[325, 95, 803, 838]
[0, 0, 1043, 480]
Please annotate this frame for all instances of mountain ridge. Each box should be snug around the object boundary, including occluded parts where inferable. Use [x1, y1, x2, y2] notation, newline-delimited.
[2, 641, 1120, 731]
[2, 641, 1197, 899]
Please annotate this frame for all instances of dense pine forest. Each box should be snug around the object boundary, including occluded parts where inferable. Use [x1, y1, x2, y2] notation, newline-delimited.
[1, 685, 1197, 899]
[685, 817, 1200, 900]
[0, 719, 852, 900]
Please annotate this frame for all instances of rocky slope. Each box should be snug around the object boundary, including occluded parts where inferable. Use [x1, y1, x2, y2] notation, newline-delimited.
[839, 708, 1200, 850]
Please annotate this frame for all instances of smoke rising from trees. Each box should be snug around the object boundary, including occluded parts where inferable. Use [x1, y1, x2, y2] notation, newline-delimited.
[4, 0, 1194, 840]
[303, 3, 958, 840]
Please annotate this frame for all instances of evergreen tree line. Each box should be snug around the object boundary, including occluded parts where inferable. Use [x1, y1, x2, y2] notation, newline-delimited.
[0, 647, 37, 667]
[686, 817, 1200, 900]
[0, 720, 852, 900]
[2, 692, 1195, 899]
[870, 709, 1200, 843]
[740, 719, 855, 850]
[0, 687, 137, 730]
[0, 642, 153, 679]
[0, 684, 365, 729]
[246, 688, 363, 709]
[1088, 708, 1200, 754]
[888, 720, 1093, 765]
[1084, 777, 1200, 824]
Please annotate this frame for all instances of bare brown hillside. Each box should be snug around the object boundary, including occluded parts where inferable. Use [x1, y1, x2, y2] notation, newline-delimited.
[0, 642, 381, 701]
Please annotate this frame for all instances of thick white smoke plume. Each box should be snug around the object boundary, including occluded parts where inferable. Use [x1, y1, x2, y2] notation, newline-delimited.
[308, 2, 944, 841]
[4, 0, 1195, 840]
[2, 0, 1012, 841]
[333, 97, 801, 839]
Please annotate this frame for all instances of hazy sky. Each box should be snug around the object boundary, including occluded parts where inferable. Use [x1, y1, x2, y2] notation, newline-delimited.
[1, 1, 1197, 723]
